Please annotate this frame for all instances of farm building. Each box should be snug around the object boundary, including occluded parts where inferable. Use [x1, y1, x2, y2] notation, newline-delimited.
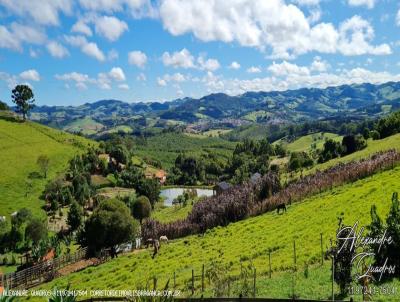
[214, 181, 232, 195]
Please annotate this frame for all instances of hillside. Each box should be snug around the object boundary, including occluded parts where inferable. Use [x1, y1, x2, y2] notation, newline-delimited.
[30, 81, 400, 136]
[27, 162, 400, 301]
[0, 115, 95, 220]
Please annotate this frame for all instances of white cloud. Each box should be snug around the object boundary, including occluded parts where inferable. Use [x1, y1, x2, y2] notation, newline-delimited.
[0, 23, 47, 51]
[268, 61, 310, 76]
[78, 0, 157, 18]
[0, 0, 73, 26]
[348, 0, 376, 9]
[118, 83, 130, 90]
[229, 61, 241, 69]
[65, 35, 106, 61]
[0, 72, 18, 89]
[197, 56, 220, 71]
[310, 56, 329, 72]
[94, 16, 128, 41]
[29, 48, 39, 58]
[157, 77, 167, 86]
[163, 72, 187, 82]
[47, 41, 69, 58]
[71, 20, 93, 36]
[19, 69, 40, 81]
[128, 51, 148, 68]
[0, 26, 20, 50]
[162, 48, 195, 69]
[108, 67, 126, 81]
[159, 0, 390, 59]
[247, 66, 262, 73]
[338, 15, 391, 56]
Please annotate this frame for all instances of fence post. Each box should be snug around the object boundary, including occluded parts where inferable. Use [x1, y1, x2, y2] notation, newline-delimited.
[191, 269, 194, 295]
[153, 276, 157, 291]
[293, 240, 297, 269]
[268, 251, 272, 278]
[331, 238, 335, 302]
[253, 268, 256, 298]
[320, 233, 324, 266]
[201, 264, 205, 293]
[173, 271, 176, 289]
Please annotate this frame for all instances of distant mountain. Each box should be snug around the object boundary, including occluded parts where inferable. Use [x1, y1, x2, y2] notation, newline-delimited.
[30, 81, 400, 136]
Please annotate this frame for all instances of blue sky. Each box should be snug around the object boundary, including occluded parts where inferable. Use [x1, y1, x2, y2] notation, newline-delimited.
[1, 0, 400, 106]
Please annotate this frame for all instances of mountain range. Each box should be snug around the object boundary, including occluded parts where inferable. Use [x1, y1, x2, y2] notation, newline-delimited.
[30, 81, 400, 136]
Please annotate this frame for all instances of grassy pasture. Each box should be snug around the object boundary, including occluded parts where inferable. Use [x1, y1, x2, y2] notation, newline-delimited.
[274, 132, 342, 153]
[0, 118, 94, 220]
[27, 162, 400, 301]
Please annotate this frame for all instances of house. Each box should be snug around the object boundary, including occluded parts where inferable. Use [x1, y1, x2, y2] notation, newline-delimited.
[155, 170, 167, 185]
[250, 172, 262, 184]
[214, 181, 232, 195]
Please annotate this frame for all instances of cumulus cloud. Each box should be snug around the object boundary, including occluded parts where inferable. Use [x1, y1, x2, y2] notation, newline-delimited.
[19, 69, 40, 81]
[65, 35, 106, 61]
[159, 0, 390, 59]
[71, 20, 93, 36]
[0, 23, 47, 51]
[78, 0, 156, 17]
[229, 61, 241, 69]
[47, 41, 69, 58]
[0, 0, 72, 26]
[108, 67, 126, 81]
[247, 66, 262, 73]
[310, 56, 329, 72]
[268, 61, 310, 77]
[128, 51, 148, 68]
[197, 56, 220, 71]
[162, 48, 195, 69]
[348, 0, 376, 9]
[94, 15, 128, 41]
[157, 77, 167, 86]
[55, 67, 128, 90]
[107, 49, 119, 60]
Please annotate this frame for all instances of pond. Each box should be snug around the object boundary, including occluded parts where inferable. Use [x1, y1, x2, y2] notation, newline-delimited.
[160, 187, 215, 206]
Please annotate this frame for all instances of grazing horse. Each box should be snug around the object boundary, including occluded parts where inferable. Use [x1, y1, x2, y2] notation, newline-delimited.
[277, 203, 287, 214]
[159, 235, 168, 244]
[152, 240, 160, 259]
[145, 238, 154, 248]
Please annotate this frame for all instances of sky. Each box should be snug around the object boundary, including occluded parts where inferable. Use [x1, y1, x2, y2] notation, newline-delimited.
[1, 0, 400, 106]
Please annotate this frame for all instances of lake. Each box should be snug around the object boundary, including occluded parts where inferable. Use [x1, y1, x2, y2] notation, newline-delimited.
[160, 187, 215, 206]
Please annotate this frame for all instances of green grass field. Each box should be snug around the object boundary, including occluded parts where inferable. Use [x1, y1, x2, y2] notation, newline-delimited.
[63, 117, 104, 135]
[26, 160, 400, 301]
[0, 118, 94, 221]
[274, 132, 342, 153]
[134, 132, 236, 169]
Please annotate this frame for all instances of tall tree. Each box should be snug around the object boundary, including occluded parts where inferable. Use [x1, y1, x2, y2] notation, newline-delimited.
[132, 196, 151, 224]
[11, 85, 35, 121]
[37, 155, 50, 178]
[67, 201, 83, 232]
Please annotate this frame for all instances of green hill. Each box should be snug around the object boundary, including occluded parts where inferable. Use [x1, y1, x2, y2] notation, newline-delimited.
[0, 116, 95, 221]
[274, 132, 342, 153]
[28, 158, 400, 301]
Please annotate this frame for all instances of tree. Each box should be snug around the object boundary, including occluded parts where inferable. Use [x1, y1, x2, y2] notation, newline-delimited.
[67, 201, 83, 232]
[132, 196, 151, 224]
[136, 178, 160, 208]
[37, 155, 50, 178]
[79, 199, 138, 252]
[25, 218, 47, 246]
[11, 85, 35, 120]
[0, 100, 9, 111]
[341, 134, 367, 155]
